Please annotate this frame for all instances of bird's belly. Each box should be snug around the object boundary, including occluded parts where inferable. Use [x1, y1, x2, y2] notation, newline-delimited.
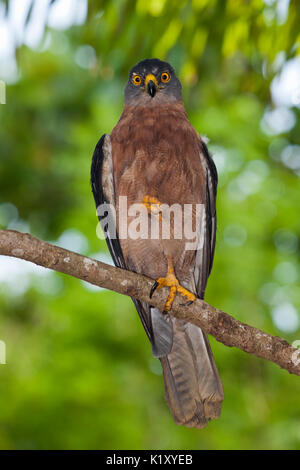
[115, 153, 199, 283]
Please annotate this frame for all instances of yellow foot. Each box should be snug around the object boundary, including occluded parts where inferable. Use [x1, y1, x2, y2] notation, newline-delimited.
[142, 195, 162, 218]
[150, 271, 196, 313]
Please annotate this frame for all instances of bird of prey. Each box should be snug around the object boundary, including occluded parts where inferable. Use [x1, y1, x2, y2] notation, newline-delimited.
[91, 58, 224, 428]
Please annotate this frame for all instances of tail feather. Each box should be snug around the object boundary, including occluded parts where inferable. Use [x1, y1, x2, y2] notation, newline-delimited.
[160, 317, 224, 428]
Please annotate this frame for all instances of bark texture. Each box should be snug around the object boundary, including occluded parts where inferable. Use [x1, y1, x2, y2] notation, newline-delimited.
[0, 229, 299, 376]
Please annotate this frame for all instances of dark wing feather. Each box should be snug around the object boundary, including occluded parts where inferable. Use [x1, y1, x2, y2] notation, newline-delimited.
[91, 134, 125, 269]
[90, 134, 157, 345]
[202, 140, 218, 271]
[193, 141, 218, 299]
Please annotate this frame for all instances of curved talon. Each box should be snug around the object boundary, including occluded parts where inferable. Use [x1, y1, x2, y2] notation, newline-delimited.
[150, 280, 159, 299]
[180, 299, 194, 307]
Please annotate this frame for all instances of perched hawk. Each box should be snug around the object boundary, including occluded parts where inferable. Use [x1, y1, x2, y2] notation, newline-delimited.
[91, 58, 224, 428]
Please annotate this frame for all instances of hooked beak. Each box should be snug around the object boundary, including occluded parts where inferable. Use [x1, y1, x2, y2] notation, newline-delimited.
[147, 80, 156, 97]
[145, 74, 157, 98]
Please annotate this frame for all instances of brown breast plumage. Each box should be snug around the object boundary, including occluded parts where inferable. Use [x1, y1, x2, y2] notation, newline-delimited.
[110, 101, 206, 284]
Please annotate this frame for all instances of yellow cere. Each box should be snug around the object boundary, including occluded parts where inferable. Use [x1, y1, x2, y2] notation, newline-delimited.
[144, 74, 158, 87]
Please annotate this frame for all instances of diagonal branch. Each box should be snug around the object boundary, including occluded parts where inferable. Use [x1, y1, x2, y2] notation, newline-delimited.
[0, 229, 300, 376]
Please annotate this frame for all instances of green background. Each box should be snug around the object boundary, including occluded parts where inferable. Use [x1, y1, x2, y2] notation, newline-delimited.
[0, 0, 300, 450]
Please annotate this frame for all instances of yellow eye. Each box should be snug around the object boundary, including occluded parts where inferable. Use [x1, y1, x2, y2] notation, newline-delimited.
[161, 71, 170, 83]
[132, 74, 142, 86]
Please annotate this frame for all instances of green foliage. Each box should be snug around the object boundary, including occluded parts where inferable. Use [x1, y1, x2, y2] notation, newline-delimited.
[0, 0, 300, 450]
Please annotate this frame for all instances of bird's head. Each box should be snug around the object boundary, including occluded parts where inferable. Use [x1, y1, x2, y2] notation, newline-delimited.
[124, 58, 182, 105]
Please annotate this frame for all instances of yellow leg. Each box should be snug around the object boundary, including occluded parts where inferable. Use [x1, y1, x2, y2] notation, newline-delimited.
[150, 255, 196, 313]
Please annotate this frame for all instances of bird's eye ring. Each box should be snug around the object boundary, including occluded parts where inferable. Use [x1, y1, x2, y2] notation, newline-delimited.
[132, 74, 142, 86]
[161, 72, 170, 83]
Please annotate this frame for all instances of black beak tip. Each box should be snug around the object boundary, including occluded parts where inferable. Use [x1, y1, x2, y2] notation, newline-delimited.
[147, 80, 156, 98]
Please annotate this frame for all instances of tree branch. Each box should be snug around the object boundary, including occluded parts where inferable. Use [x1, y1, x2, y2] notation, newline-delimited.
[1, 229, 299, 376]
